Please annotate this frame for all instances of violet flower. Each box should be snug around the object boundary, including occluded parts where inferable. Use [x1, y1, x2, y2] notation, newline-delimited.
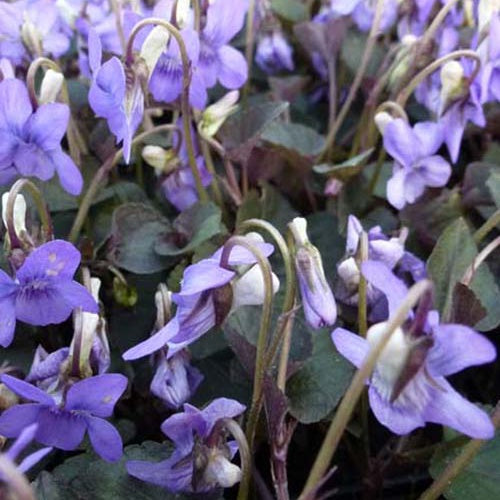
[150, 350, 203, 410]
[197, 0, 248, 92]
[332, 261, 496, 438]
[123, 234, 279, 361]
[479, 14, 500, 103]
[289, 217, 337, 329]
[256, 31, 295, 75]
[383, 118, 451, 209]
[0, 373, 127, 462]
[26, 346, 70, 393]
[1, 423, 52, 476]
[0, 240, 98, 348]
[88, 29, 144, 163]
[0, 0, 71, 66]
[0, 78, 83, 195]
[127, 398, 246, 493]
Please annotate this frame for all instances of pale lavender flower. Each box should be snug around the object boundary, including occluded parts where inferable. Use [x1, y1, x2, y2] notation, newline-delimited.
[197, 0, 248, 92]
[0, 240, 98, 348]
[127, 398, 245, 493]
[150, 350, 203, 410]
[0, 373, 127, 462]
[383, 119, 451, 209]
[123, 234, 278, 361]
[479, 15, 500, 103]
[88, 29, 144, 163]
[289, 217, 337, 329]
[0, 78, 83, 194]
[332, 261, 496, 438]
[329, 0, 399, 32]
[256, 31, 294, 74]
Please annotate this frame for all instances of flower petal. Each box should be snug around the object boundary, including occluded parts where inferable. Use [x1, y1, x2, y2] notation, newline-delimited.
[0, 79, 32, 132]
[25, 103, 69, 150]
[85, 416, 123, 462]
[179, 259, 235, 295]
[35, 408, 87, 450]
[51, 150, 84, 196]
[0, 294, 17, 347]
[331, 327, 369, 368]
[0, 404, 42, 438]
[383, 119, 417, 167]
[217, 45, 248, 89]
[0, 374, 54, 405]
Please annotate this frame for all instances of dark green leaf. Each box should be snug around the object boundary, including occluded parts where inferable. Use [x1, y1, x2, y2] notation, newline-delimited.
[262, 122, 325, 158]
[271, 0, 307, 22]
[286, 330, 354, 424]
[313, 149, 374, 179]
[486, 170, 500, 208]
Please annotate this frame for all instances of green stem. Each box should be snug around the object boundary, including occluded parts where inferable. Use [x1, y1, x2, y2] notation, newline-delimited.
[109, 0, 127, 53]
[298, 279, 432, 499]
[200, 138, 224, 209]
[419, 403, 500, 500]
[461, 235, 500, 286]
[219, 237, 274, 500]
[367, 147, 387, 196]
[318, 0, 385, 161]
[222, 418, 251, 486]
[357, 232, 369, 338]
[473, 209, 500, 244]
[395, 50, 481, 108]
[126, 18, 209, 203]
[420, 0, 461, 51]
[68, 123, 178, 243]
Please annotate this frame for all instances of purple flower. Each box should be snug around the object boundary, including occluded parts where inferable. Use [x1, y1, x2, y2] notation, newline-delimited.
[1, 423, 52, 477]
[197, 0, 248, 92]
[150, 350, 203, 410]
[123, 234, 278, 361]
[329, 0, 398, 33]
[0, 78, 83, 194]
[480, 15, 500, 103]
[332, 261, 496, 438]
[0, 240, 98, 347]
[149, 28, 208, 109]
[88, 29, 144, 163]
[383, 119, 451, 209]
[0, 0, 70, 66]
[289, 217, 337, 329]
[127, 398, 246, 492]
[0, 373, 127, 462]
[26, 346, 70, 393]
[255, 31, 294, 75]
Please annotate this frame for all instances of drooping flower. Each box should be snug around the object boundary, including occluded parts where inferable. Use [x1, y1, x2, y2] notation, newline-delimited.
[150, 350, 203, 410]
[288, 217, 337, 329]
[127, 398, 245, 493]
[0, 0, 71, 66]
[383, 118, 451, 209]
[332, 261, 496, 438]
[123, 233, 279, 361]
[87, 29, 144, 163]
[0, 240, 98, 348]
[0, 373, 127, 462]
[0, 78, 83, 194]
[197, 0, 249, 92]
[255, 31, 294, 74]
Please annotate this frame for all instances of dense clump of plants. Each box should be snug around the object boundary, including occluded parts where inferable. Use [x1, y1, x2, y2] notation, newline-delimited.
[0, 1, 499, 499]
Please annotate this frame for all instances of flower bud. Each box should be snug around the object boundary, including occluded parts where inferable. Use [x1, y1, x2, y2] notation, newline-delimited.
[2, 193, 27, 237]
[21, 17, 42, 57]
[439, 61, 467, 115]
[140, 26, 170, 78]
[175, 0, 191, 29]
[142, 145, 179, 174]
[231, 263, 280, 310]
[39, 69, 64, 104]
[374, 111, 394, 135]
[337, 257, 360, 292]
[324, 177, 344, 197]
[289, 217, 337, 329]
[203, 450, 242, 488]
[198, 91, 239, 139]
[388, 36, 418, 90]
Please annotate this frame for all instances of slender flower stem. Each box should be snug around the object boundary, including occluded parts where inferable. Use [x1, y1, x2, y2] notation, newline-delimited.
[461, 235, 500, 286]
[419, 403, 500, 500]
[243, 0, 256, 100]
[376, 100, 409, 122]
[238, 219, 296, 390]
[222, 418, 251, 483]
[357, 232, 369, 338]
[318, 0, 385, 161]
[395, 50, 481, 108]
[367, 147, 387, 196]
[0, 455, 36, 500]
[298, 279, 432, 499]
[420, 0, 461, 51]
[68, 123, 178, 243]
[473, 209, 500, 244]
[109, 0, 127, 53]
[5, 179, 53, 247]
[327, 56, 337, 129]
[126, 18, 209, 203]
[219, 237, 274, 500]
[200, 139, 225, 209]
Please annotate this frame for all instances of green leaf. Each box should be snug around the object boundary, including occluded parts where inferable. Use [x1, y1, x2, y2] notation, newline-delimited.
[340, 32, 385, 78]
[107, 203, 174, 274]
[429, 431, 500, 500]
[154, 202, 224, 256]
[313, 149, 374, 179]
[271, 0, 307, 22]
[32, 442, 197, 500]
[427, 217, 500, 330]
[286, 330, 354, 424]
[262, 122, 325, 158]
[486, 170, 500, 208]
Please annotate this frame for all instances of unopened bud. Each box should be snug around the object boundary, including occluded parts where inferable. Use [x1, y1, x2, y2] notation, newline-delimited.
[21, 17, 42, 57]
[140, 26, 170, 78]
[203, 451, 242, 488]
[439, 61, 467, 115]
[2, 193, 27, 237]
[231, 263, 280, 310]
[39, 69, 64, 104]
[337, 257, 361, 291]
[142, 145, 179, 174]
[374, 111, 394, 135]
[324, 177, 344, 197]
[199, 91, 239, 139]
